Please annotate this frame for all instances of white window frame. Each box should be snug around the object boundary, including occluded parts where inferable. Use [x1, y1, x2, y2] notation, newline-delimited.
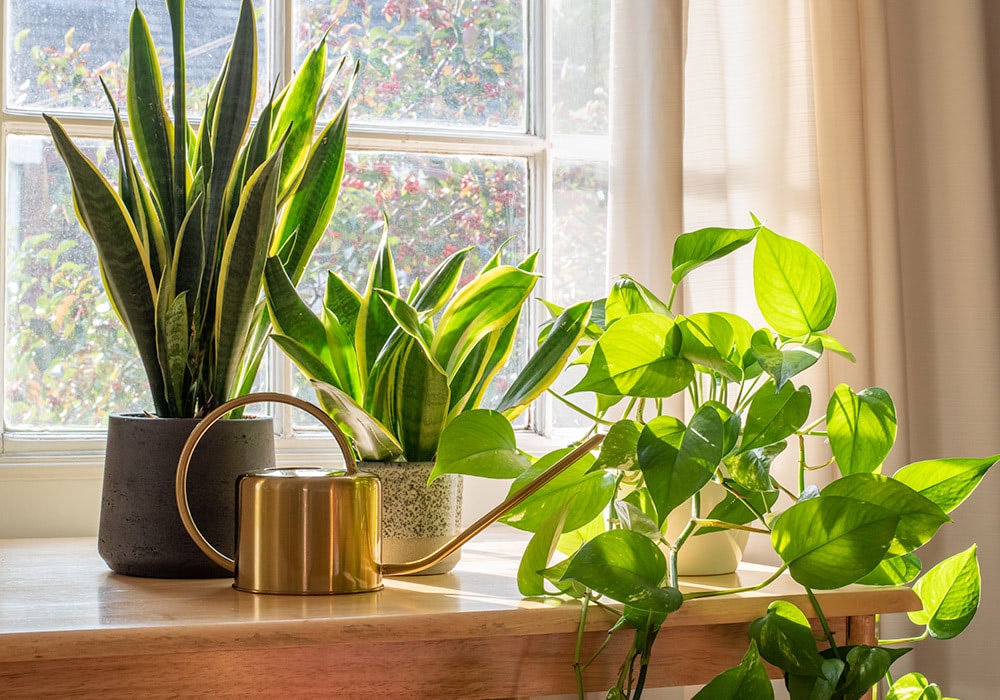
[0, 0, 604, 536]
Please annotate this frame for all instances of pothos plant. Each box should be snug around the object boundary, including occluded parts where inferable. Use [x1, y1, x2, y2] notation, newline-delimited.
[432, 217, 995, 699]
[263, 222, 593, 462]
[44, 0, 353, 417]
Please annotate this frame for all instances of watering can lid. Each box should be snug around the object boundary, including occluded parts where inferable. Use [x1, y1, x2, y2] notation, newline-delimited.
[241, 466, 377, 480]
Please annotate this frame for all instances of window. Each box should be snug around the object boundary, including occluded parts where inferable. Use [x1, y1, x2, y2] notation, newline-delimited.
[0, 0, 609, 498]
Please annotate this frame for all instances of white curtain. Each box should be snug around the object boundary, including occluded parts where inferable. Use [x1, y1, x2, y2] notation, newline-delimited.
[607, 0, 1000, 696]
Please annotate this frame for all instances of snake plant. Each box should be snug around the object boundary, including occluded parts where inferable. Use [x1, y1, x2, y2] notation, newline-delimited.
[263, 224, 593, 461]
[43, 0, 352, 417]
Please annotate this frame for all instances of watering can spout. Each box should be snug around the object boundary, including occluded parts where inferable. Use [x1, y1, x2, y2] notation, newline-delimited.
[176, 392, 604, 595]
[382, 433, 605, 577]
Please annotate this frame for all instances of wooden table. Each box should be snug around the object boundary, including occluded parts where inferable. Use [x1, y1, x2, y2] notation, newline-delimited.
[0, 530, 919, 698]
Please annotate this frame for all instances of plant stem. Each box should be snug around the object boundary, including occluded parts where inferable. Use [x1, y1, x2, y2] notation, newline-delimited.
[683, 564, 789, 600]
[800, 415, 826, 433]
[666, 283, 679, 313]
[634, 624, 658, 699]
[798, 434, 807, 494]
[716, 481, 771, 530]
[735, 375, 766, 413]
[547, 390, 617, 425]
[573, 594, 589, 699]
[669, 493, 701, 588]
[690, 519, 770, 535]
[879, 630, 930, 646]
[806, 587, 841, 660]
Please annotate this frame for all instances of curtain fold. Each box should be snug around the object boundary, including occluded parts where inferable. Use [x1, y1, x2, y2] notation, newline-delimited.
[607, 0, 687, 305]
[609, 0, 1000, 695]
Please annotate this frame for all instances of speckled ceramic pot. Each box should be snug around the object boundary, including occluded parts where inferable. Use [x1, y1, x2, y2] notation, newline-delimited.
[359, 461, 463, 575]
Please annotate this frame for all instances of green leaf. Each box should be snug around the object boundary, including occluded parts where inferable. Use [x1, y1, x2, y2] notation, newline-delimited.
[697, 481, 778, 535]
[497, 301, 592, 420]
[827, 385, 897, 476]
[691, 640, 773, 700]
[126, 5, 175, 235]
[445, 331, 501, 417]
[857, 553, 922, 586]
[561, 530, 682, 613]
[356, 227, 400, 385]
[374, 338, 449, 462]
[614, 498, 662, 541]
[838, 645, 904, 699]
[325, 271, 362, 344]
[274, 90, 350, 284]
[750, 331, 823, 390]
[376, 291, 434, 352]
[431, 265, 538, 375]
[556, 514, 607, 556]
[517, 504, 571, 596]
[264, 257, 331, 364]
[271, 334, 339, 388]
[638, 406, 725, 524]
[886, 672, 946, 700]
[772, 495, 900, 588]
[785, 658, 845, 700]
[822, 474, 949, 556]
[411, 246, 471, 315]
[724, 441, 786, 493]
[893, 456, 997, 514]
[310, 379, 403, 461]
[814, 332, 856, 361]
[500, 448, 613, 533]
[749, 600, 825, 676]
[909, 545, 980, 639]
[753, 227, 837, 336]
[605, 275, 670, 325]
[678, 313, 743, 380]
[430, 409, 530, 482]
[156, 289, 189, 416]
[321, 308, 363, 402]
[212, 142, 283, 403]
[671, 225, 759, 284]
[269, 39, 326, 197]
[202, 0, 257, 269]
[739, 379, 811, 452]
[570, 314, 694, 398]
[540, 557, 586, 598]
[592, 420, 643, 472]
[43, 114, 166, 415]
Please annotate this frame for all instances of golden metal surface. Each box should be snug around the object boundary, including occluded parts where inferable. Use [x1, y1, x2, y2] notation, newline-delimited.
[176, 393, 605, 594]
[234, 468, 381, 594]
[175, 392, 368, 593]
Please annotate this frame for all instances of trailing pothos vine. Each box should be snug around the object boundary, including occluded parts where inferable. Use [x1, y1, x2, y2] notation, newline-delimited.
[433, 216, 994, 699]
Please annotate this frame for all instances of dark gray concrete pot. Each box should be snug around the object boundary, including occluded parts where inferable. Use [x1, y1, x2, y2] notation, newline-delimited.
[99, 413, 275, 578]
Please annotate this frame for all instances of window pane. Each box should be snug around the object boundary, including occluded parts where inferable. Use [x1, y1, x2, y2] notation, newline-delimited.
[5, 134, 147, 429]
[549, 158, 608, 429]
[550, 0, 610, 136]
[6, 0, 267, 117]
[549, 159, 608, 306]
[292, 150, 529, 427]
[293, 0, 526, 130]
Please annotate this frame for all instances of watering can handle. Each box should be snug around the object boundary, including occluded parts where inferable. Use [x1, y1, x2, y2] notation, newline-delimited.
[174, 392, 358, 572]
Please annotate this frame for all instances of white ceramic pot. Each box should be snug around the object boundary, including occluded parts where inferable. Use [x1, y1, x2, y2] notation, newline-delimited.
[664, 481, 749, 576]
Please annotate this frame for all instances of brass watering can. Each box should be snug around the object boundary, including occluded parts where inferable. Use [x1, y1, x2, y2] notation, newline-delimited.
[175, 392, 603, 595]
